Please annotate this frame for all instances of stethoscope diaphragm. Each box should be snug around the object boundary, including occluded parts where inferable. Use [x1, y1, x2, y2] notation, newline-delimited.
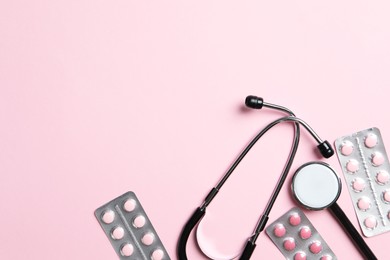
[291, 161, 341, 210]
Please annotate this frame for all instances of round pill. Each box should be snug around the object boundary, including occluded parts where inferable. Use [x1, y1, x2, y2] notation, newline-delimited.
[352, 178, 366, 192]
[309, 240, 322, 254]
[289, 213, 301, 226]
[346, 159, 359, 173]
[299, 226, 312, 240]
[320, 255, 333, 260]
[273, 224, 286, 237]
[111, 226, 125, 240]
[383, 190, 390, 203]
[376, 170, 390, 185]
[120, 243, 134, 257]
[294, 251, 306, 260]
[283, 237, 296, 251]
[365, 133, 378, 148]
[124, 199, 136, 212]
[357, 197, 371, 211]
[372, 152, 385, 166]
[101, 210, 115, 224]
[142, 232, 155, 246]
[340, 141, 354, 156]
[364, 216, 377, 230]
[151, 249, 164, 260]
[133, 215, 146, 228]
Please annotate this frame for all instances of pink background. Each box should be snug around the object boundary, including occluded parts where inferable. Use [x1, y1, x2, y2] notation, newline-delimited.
[1, 1, 390, 259]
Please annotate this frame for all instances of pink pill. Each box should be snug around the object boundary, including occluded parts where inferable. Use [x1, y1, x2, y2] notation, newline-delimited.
[124, 198, 136, 212]
[101, 210, 115, 224]
[321, 255, 333, 260]
[151, 249, 164, 260]
[273, 224, 286, 237]
[289, 213, 301, 226]
[364, 216, 377, 230]
[383, 190, 390, 203]
[376, 170, 390, 185]
[111, 226, 125, 240]
[340, 141, 354, 156]
[309, 240, 322, 254]
[346, 159, 359, 173]
[142, 232, 155, 246]
[357, 197, 371, 211]
[352, 178, 366, 192]
[283, 237, 296, 251]
[294, 251, 306, 260]
[365, 133, 378, 148]
[133, 215, 146, 228]
[120, 243, 134, 257]
[371, 152, 385, 166]
[299, 226, 312, 240]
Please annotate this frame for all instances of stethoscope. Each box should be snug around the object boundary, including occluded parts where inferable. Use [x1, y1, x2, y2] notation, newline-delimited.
[178, 95, 378, 260]
[177, 96, 335, 260]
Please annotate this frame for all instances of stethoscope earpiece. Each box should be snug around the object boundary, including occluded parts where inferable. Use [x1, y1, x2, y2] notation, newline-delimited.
[317, 140, 335, 158]
[245, 95, 264, 109]
[246, 96, 334, 159]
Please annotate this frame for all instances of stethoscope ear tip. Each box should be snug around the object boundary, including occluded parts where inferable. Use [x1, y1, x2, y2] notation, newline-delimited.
[317, 140, 335, 158]
[245, 95, 264, 109]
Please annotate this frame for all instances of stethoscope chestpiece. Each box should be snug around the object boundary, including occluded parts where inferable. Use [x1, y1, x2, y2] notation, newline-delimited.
[291, 161, 378, 260]
[291, 161, 342, 210]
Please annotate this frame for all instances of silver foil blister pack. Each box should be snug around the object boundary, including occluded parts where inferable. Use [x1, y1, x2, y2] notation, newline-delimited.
[335, 127, 390, 237]
[95, 191, 170, 260]
[266, 207, 336, 260]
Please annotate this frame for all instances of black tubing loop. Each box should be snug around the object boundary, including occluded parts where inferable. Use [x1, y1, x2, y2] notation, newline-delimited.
[177, 207, 206, 260]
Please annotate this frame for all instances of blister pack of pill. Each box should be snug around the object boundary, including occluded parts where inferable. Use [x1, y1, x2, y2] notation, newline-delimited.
[335, 127, 390, 237]
[95, 191, 170, 260]
[266, 207, 336, 260]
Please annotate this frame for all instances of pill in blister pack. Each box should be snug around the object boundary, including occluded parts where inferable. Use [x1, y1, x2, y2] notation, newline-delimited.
[266, 207, 336, 260]
[335, 127, 390, 237]
[95, 191, 170, 260]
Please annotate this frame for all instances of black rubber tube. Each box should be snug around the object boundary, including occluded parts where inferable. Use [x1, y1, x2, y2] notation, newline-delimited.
[239, 240, 257, 260]
[177, 207, 206, 260]
[329, 203, 377, 260]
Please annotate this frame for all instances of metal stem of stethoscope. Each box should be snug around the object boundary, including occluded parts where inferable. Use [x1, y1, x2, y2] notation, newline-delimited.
[201, 104, 301, 210]
[209, 116, 322, 197]
[228, 116, 325, 259]
[201, 116, 324, 210]
[177, 97, 334, 260]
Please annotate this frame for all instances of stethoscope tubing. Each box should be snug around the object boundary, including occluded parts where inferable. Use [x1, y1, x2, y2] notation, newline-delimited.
[329, 203, 377, 260]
